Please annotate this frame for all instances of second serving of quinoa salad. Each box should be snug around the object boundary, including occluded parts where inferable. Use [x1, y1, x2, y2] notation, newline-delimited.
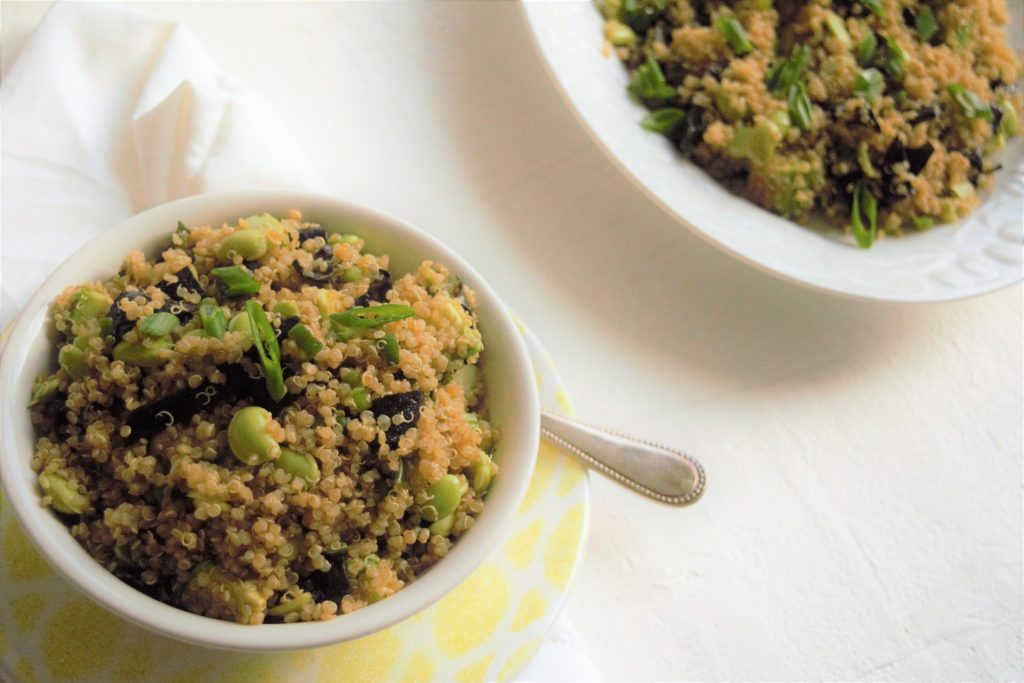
[600, 0, 1022, 247]
[28, 210, 499, 624]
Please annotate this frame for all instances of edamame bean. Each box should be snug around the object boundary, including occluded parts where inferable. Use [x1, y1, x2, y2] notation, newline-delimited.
[328, 233, 360, 245]
[68, 289, 112, 324]
[350, 387, 372, 412]
[421, 474, 461, 522]
[228, 406, 280, 465]
[29, 376, 60, 406]
[58, 344, 88, 379]
[277, 448, 320, 486]
[339, 368, 362, 386]
[273, 301, 300, 319]
[112, 337, 173, 367]
[216, 228, 268, 261]
[341, 265, 363, 283]
[268, 590, 313, 617]
[228, 311, 253, 335]
[244, 213, 283, 232]
[470, 453, 497, 494]
[429, 514, 455, 537]
[39, 472, 88, 515]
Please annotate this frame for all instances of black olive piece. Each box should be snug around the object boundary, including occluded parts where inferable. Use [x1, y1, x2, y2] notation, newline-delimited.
[905, 143, 934, 175]
[291, 260, 334, 283]
[911, 104, 941, 125]
[114, 570, 171, 602]
[371, 390, 423, 449]
[669, 107, 707, 157]
[108, 290, 146, 341]
[992, 105, 1004, 135]
[312, 243, 333, 263]
[299, 227, 328, 241]
[354, 270, 393, 307]
[299, 559, 350, 603]
[278, 315, 301, 338]
[156, 267, 204, 303]
[241, 259, 261, 272]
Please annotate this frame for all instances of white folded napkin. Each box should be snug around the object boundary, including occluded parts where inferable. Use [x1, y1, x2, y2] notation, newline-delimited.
[0, 3, 598, 680]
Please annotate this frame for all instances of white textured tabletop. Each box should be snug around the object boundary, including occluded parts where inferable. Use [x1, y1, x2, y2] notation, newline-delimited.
[3, 2, 1022, 680]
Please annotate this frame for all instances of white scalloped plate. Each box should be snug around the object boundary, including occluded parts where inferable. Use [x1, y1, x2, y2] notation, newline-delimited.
[521, 0, 1024, 302]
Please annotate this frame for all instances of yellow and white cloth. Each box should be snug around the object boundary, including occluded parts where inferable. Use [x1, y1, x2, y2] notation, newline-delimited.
[0, 4, 594, 681]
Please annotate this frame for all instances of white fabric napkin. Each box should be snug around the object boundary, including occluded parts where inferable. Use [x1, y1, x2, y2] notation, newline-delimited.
[0, 3, 598, 680]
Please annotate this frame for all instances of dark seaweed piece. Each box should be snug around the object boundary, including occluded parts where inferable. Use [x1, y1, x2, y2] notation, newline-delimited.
[299, 559, 350, 603]
[278, 315, 300, 338]
[911, 104, 941, 125]
[41, 397, 70, 439]
[862, 106, 882, 132]
[156, 267, 203, 301]
[354, 270, 393, 307]
[114, 570, 172, 602]
[123, 364, 298, 443]
[669, 107, 707, 156]
[371, 390, 423, 448]
[108, 290, 146, 341]
[905, 143, 934, 175]
[966, 149, 985, 183]
[299, 227, 328, 241]
[291, 259, 334, 283]
[706, 59, 730, 80]
[242, 259, 261, 271]
[992, 105, 1004, 135]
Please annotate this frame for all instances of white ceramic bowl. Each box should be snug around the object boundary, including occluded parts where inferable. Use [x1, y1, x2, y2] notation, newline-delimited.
[521, 1, 1024, 302]
[0, 191, 540, 651]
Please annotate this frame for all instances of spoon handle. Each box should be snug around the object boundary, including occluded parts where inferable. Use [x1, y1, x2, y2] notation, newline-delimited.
[540, 411, 706, 506]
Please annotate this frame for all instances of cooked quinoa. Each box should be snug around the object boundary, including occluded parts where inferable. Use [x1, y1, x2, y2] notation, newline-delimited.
[28, 210, 499, 624]
[600, 0, 1022, 247]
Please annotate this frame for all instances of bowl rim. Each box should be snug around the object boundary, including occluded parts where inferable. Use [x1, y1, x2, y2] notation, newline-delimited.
[518, 0, 1024, 304]
[0, 190, 540, 651]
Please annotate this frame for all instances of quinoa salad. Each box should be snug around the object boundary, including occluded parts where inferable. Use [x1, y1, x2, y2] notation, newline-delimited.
[28, 211, 499, 624]
[600, 0, 1022, 247]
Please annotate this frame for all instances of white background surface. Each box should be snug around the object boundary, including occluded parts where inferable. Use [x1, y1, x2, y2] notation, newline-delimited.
[2, 2, 1022, 681]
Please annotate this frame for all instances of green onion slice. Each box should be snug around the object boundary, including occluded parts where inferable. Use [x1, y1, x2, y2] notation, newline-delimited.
[377, 333, 401, 364]
[140, 312, 179, 337]
[767, 44, 811, 95]
[640, 108, 686, 134]
[246, 300, 286, 401]
[715, 15, 753, 55]
[856, 31, 878, 66]
[884, 37, 908, 81]
[199, 302, 226, 340]
[287, 323, 323, 359]
[329, 304, 414, 330]
[851, 182, 879, 249]
[787, 82, 813, 131]
[628, 56, 677, 102]
[854, 68, 885, 104]
[211, 266, 260, 297]
[915, 7, 939, 43]
[859, 0, 884, 18]
[946, 84, 992, 121]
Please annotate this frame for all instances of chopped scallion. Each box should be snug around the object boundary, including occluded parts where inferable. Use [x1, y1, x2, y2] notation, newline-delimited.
[715, 15, 754, 55]
[211, 266, 260, 297]
[912, 216, 935, 230]
[377, 333, 401, 364]
[245, 300, 286, 402]
[856, 30, 878, 65]
[329, 304, 415, 330]
[287, 323, 323, 359]
[946, 84, 992, 121]
[914, 7, 939, 43]
[767, 44, 812, 95]
[140, 312, 179, 337]
[884, 37, 908, 81]
[787, 82, 813, 131]
[628, 56, 677, 102]
[640, 108, 687, 134]
[850, 182, 879, 249]
[199, 301, 226, 339]
[858, 0, 884, 18]
[955, 20, 973, 51]
[854, 68, 885, 104]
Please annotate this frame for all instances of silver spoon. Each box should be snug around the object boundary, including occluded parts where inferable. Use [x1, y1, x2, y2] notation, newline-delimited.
[540, 411, 706, 506]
